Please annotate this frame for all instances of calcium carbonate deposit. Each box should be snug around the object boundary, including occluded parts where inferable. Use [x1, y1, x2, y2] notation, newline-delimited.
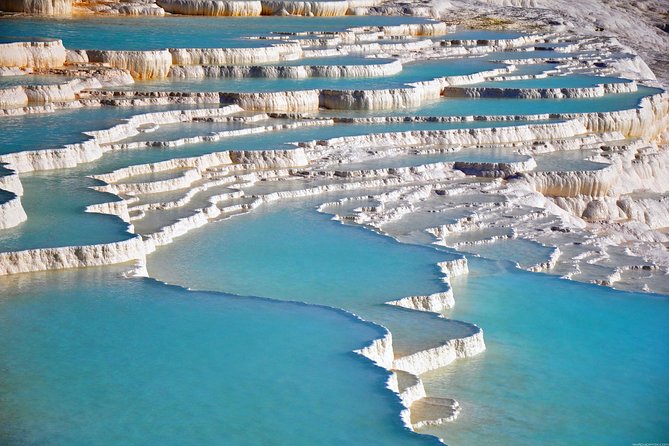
[0, 1, 667, 445]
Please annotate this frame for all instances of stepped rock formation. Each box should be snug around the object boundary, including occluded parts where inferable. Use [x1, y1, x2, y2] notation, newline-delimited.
[443, 81, 637, 99]
[0, 237, 148, 275]
[168, 60, 403, 79]
[155, 0, 383, 15]
[86, 50, 173, 80]
[0, 40, 66, 69]
[0, 0, 72, 15]
[260, 0, 350, 16]
[170, 45, 302, 65]
[156, 0, 262, 15]
[0, 5, 668, 439]
[430, 0, 669, 84]
[0, 86, 28, 109]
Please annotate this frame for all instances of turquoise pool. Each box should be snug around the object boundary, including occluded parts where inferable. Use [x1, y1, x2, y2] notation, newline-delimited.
[148, 198, 669, 446]
[0, 15, 437, 50]
[0, 267, 441, 446]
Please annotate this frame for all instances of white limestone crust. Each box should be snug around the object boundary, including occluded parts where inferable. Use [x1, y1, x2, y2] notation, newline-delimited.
[443, 81, 637, 99]
[168, 60, 403, 79]
[85, 50, 173, 80]
[0, 193, 28, 230]
[393, 330, 486, 375]
[0, 0, 72, 15]
[169, 45, 302, 65]
[0, 40, 67, 69]
[157, 0, 262, 15]
[0, 236, 148, 276]
[386, 291, 455, 312]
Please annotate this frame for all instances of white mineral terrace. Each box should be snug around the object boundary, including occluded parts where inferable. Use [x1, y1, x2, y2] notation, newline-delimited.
[0, 0, 386, 16]
[0, 6, 668, 440]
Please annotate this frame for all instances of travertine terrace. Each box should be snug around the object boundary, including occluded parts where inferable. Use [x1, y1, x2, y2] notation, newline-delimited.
[1, 0, 667, 441]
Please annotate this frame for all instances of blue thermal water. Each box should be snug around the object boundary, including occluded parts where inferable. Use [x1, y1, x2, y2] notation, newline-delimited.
[147, 197, 478, 356]
[0, 15, 435, 50]
[117, 120, 254, 144]
[146, 198, 669, 445]
[455, 238, 556, 269]
[0, 104, 222, 155]
[0, 268, 441, 446]
[0, 36, 57, 43]
[420, 257, 669, 446]
[0, 75, 75, 87]
[0, 172, 132, 252]
[508, 62, 559, 76]
[533, 149, 609, 171]
[114, 169, 188, 184]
